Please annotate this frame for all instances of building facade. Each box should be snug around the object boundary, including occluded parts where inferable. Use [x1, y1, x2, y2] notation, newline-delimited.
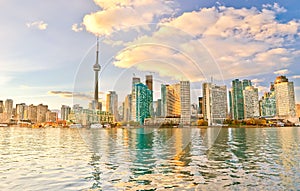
[243, 86, 259, 119]
[106, 91, 119, 122]
[61, 105, 71, 120]
[260, 83, 276, 117]
[37, 104, 48, 123]
[161, 84, 181, 118]
[131, 77, 141, 121]
[180, 81, 191, 125]
[203, 83, 228, 125]
[274, 76, 296, 120]
[135, 83, 152, 125]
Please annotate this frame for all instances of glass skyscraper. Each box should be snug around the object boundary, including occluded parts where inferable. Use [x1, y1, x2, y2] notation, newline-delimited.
[135, 83, 153, 125]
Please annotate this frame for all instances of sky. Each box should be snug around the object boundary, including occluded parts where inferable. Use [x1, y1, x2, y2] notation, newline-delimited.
[0, 0, 300, 110]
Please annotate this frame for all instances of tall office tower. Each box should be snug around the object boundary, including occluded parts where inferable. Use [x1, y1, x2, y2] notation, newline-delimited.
[123, 94, 132, 122]
[106, 91, 119, 122]
[274, 76, 296, 118]
[135, 83, 152, 124]
[28, 104, 37, 123]
[61, 105, 71, 120]
[37, 104, 48, 123]
[230, 79, 252, 120]
[156, 99, 162, 117]
[16, 103, 27, 121]
[4, 99, 13, 120]
[131, 77, 141, 121]
[296, 104, 300, 119]
[0, 100, 3, 113]
[161, 84, 181, 117]
[146, 75, 153, 91]
[203, 83, 228, 125]
[180, 81, 191, 125]
[243, 86, 259, 119]
[260, 83, 276, 117]
[198, 97, 203, 115]
[93, 38, 101, 110]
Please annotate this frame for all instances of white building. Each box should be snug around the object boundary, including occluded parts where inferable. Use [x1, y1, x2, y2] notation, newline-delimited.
[106, 91, 118, 122]
[243, 86, 259, 119]
[274, 76, 297, 123]
[180, 81, 191, 125]
[203, 83, 228, 126]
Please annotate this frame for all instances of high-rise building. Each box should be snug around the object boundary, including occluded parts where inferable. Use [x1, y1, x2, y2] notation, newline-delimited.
[230, 79, 251, 120]
[46, 111, 57, 122]
[260, 83, 276, 117]
[93, 38, 101, 110]
[243, 86, 259, 119]
[4, 99, 13, 121]
[135, 83, 152, 124]
[131, 77, 141, 121]
[146, 75, 153, 91]
[296, 104, 300, 119]
[203, 83, 228, 125]
[61, 105, 71, 120]
[0, 100, 3, 113]
[123, 94, 132, 122]
[16, 103, 27, 121]
[274, 76, 296, 119]
[198, 97, 203, 115]
[161, 84, 181, 117]
[180, 81, 191, 125]
[28, 104, 37, 123]
[155, 99, 162, 117]
[106, 91, 118, 122]
[37, 104, 48, 123]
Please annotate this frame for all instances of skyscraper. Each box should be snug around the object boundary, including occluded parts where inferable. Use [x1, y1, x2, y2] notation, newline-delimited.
[106, 91, 119, 122]
[135, 83, 152, 124]
[230, 79, 252, 120]
[131, 77, 141, 121]
[16, 103, 27, 121]
[28, 104, 37, 123]
[260, 83, 276, 117]
[37, 104, 48, 123]
[4, 99, 13, 121]
[146, 75, 153, 91]
[274, 76, 296, 119]
[123, 94, 132, 122]
[203, 83, 228, 125]
[61, 105, 71, 120]
[243, 86, 259, 119]
[180, 81, 191, 125]
[161, 84, 181, 117]
[93, 38, 101, 110]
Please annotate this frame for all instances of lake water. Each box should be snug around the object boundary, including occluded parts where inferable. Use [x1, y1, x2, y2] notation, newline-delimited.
[0, 126, 299, 190]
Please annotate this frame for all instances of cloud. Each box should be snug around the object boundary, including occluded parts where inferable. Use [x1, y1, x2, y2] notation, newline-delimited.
[109, 4, 300, 81]
[292, 75, 300, 79]
[274, 69, 289, 75]
[72, 23, 84, 32]
[26, 21, 48, 30]
[83, 0, 177, 36]
[48, 91, 104, 101]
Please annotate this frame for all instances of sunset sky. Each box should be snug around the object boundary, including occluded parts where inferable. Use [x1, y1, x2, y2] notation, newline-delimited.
[0, 0, 299, 110]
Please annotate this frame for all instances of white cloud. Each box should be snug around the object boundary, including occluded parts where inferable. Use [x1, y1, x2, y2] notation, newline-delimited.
[71, 23, 84, 32]
[292, 75, 300, 79]
[26, 21, 48, 30]
[83, 0, 177, 36]
[274, 69, 289, 75]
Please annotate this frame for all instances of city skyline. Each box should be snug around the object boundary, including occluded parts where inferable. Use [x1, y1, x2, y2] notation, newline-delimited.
[0, 0, 300, 109]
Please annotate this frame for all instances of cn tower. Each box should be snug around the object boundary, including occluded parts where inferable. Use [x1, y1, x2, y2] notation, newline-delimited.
[93, 38, 101, 109]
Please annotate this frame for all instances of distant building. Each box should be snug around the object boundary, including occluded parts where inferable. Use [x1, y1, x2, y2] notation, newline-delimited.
[28, 104, 37, 123]
[106, 91, 119, 122]
[198, 97, 203, 115]
[260, 83, 276, 117]
[16, 103, 27, 121]
[131, 77, 141, 121]
[123, 94, 132, 122]
[274, 76, 297, 122]
[146, 75, 153, 91]
[61, 105, 71, 120]
[230, 79, 251, 120]
[46, 111, 57, 122]
[296, 104, 300, 119]
[156, 99, 162, 117]
[37, 104, 48, 123]
[203, 82, 228, 125]
[0, 100, 3, 113]
[135, 83, 152, 125]
[4, 99, 13, 121]
[180, 81, 191, 125]
[161, 83, 181, 118]
[243, 86, 259, 119]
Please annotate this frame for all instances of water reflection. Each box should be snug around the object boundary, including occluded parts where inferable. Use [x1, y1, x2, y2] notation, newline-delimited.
[0, 127, 300, 190]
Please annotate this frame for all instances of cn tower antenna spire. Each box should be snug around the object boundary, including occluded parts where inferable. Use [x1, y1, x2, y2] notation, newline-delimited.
[93, 36, 101, 110]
